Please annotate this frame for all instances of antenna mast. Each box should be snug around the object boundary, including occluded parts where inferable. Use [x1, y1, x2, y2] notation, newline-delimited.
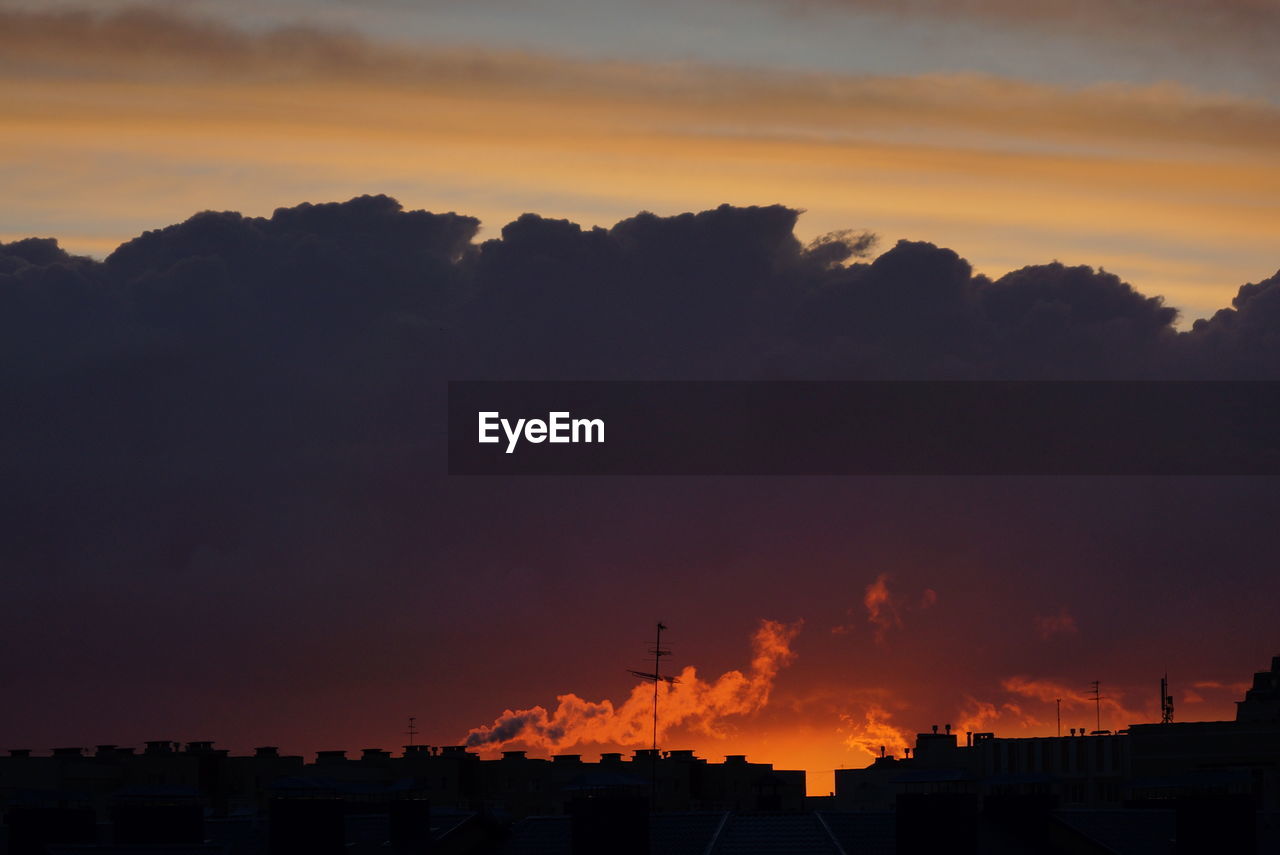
[405, 716, 419, 748]
[627, 621, 678, 808]
[1089, 680, 1107, 733]
[1161, 674, 1175, 724]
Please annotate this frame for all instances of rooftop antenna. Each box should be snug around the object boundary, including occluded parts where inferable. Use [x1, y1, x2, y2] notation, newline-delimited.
[1089, 681, 1106, 733]
[1056, 698, 1062, 737]
[1161, 674, 1175, 724]
[405, 716, 419, 748]
[628, 621, 678, 809]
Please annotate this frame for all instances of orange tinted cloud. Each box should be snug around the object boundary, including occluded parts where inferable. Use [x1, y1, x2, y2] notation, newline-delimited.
[843, 573, 936, 643]
[1001, 676, 1147, 730]
[463, 619, 802, 751]
[1001, 676, 1091, 705]
[4, 6, 1279, 156]
[1192, 680, 1251, 692]
[862, 573, 899, 644]
[1034, 606, 1078, 640]
[954, 697, 1041, 736]
[840, 703, 911, 760]
[1181, 680, 1250, 712]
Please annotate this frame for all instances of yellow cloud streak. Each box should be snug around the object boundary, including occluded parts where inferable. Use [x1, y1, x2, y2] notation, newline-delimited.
[2, 7, 1277, 318]
[5, 79, 1273, 245]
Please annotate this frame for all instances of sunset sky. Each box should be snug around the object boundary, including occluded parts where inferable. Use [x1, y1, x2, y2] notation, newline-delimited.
[3, 0, 1278, 322]
[2, 0, 1279, 798]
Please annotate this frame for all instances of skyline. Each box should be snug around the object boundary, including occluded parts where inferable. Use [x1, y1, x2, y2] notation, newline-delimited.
[0, 622, 1265, 799]
[4, 195, 1279, 798]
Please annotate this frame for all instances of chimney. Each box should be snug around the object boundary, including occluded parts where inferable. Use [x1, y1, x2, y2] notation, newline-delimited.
[315, 750, 348, 763]
[52, 747, 84, 757]
[255, 746, 280, 758]
[9, 749, 31, 758]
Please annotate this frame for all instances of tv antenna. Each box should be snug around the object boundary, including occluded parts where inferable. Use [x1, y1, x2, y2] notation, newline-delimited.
[1089, 681, 1106, 733]
[405, 715, 419, 747]
[627, 621, 678, 807]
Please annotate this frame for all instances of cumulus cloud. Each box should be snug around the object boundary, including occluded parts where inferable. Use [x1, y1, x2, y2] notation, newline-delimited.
[3, 194, 1277, 482]
[0, 193, 1277, 747]
[463, 619, 802, 751]
[1187, 270, 1280, 377]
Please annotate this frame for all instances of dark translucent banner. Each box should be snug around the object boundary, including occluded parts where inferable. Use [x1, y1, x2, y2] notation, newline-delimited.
[447, 382, 1280, 475]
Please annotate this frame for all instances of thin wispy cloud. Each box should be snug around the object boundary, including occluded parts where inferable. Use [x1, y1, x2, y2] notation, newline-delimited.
[789, 0, 1280, 76]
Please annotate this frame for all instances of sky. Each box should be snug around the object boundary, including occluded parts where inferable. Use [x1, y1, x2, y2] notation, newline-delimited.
[2, 0, 1277, 322]
[1, 1, 1279, 799]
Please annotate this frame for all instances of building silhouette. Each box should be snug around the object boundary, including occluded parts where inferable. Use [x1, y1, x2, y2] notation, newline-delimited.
[2, 657, 1279, 853]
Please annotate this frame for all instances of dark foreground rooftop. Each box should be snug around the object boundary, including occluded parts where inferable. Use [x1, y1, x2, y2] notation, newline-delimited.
[499, 808, 1280, 855]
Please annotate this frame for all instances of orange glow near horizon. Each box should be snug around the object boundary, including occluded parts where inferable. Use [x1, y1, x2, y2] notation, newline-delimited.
[454, 619, 1248, 796]
[460, 694, 1246, 797]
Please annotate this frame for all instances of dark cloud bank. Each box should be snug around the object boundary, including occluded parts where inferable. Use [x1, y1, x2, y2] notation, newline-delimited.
[4, 193, 1279, 568]
[4, 194, 1276, 386]
[3, 195, 1279, 743]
